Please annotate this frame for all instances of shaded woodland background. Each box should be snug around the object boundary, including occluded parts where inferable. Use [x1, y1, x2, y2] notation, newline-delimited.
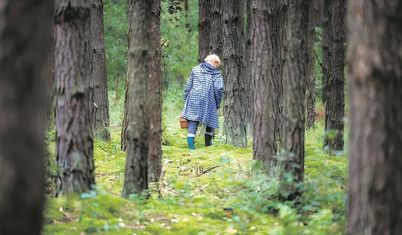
[0, 0, 401, 234]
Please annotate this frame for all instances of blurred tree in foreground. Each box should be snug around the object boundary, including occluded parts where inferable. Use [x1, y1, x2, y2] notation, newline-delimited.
[0, 0, 51, 234]
[347, 0, 402, 234]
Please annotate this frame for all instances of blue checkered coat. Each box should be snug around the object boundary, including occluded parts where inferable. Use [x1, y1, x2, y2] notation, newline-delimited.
[181, 63, 224, 129]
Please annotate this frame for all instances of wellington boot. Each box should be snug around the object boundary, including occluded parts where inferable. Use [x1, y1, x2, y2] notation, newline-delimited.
[205, 134, 212, 147]
[187, 137, 196, 150]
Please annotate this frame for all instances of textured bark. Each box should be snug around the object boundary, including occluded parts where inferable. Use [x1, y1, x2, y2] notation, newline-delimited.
[148, 0, 163, 183]
[122, 0, 152, 197]
[321, 0, 329, 103]
[198, 0, 211, 63]
[209, 0, 223, 56]
[251, 0, 286, 176]
[243, 0, 253, 127]
[279, 0, 309, 200]
[89, 0, 111, 142]
[322, 0, 346, 155]
[305, 2, 318, 129]
[121, 2, 134, 151]
[54, 0, 95, 196]
[0, 1, 51, 234]
[222, 0, 247, 148]
[346, 0, 402, 234]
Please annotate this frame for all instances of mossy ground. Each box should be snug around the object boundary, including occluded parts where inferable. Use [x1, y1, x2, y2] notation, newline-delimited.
[44, 101, 347, 235]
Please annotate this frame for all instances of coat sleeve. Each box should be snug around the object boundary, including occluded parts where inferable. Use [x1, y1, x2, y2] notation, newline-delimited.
[184, 69, 195, 101]
[214, 74, 224, 109]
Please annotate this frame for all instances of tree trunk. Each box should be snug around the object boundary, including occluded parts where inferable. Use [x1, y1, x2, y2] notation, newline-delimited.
[89, 0, 111, 142]
[0, 1, 51, 234]
[321, 0, 329, 104]
[279, 0, 310, 200]
[54, 0, 95, 196]
[243, 0, 253, 128]
[251, 0, 286, 176]
[122, 0, 152, 197]
[346, 0, 402, 234]
[222, 0, 247, 148]
[322, 0, 346, 155]
[305, 2, 318, 129]
[148, 0, 163, 183]
[121, 1, 134, 152]
[198, 0, 211, 63]
[209, 0, 223, 56]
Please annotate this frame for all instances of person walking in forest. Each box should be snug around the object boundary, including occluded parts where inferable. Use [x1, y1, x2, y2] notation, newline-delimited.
[181, 54, 224, 150]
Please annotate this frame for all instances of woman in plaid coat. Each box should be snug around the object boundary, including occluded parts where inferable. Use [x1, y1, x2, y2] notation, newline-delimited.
[181, 55, 224, 150]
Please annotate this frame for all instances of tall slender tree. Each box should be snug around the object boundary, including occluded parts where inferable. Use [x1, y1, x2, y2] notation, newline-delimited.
[221, 0, 247, 148]
[243, 0, 253, 126]
[89, 0, 111, 142]
[251, 0, 286, 176]
[347, 0, 402, 234]
[54, 0, 95, 195]
[121, 1, 134, 152]
[0, 1, 51, 234]
[148, 0, 163, 182]
[122, 0, 152, 197]
[322, 0, 346, 155]
[279, 0, 310, 200]
[305, 1, 320, 129]
[209, 0, 223, 56]
[198, 0, 211, 63]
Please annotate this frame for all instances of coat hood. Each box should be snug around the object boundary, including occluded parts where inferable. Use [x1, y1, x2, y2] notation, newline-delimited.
[199, 63, 220, 76]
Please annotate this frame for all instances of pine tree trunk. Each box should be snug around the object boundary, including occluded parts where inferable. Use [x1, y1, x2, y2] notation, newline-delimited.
[279, 0, 310, 200]
[148, 0, 163, 183]
[321, 0, 329, 104]
[251, 0, 286, 176]
[122, 0, 152, 197]
[305, 2, 318, 129]
[198, 0, 211, 62]
[222, 0, 247, 148]
[243, 0, 253, 128]
[347, 0, 402, 234]
[322, 0, 346, 155]
[0, 1, 51, 234]
[121, 1, 134, 152]
[89, 0, 111, 142]
[209, 0, 223, 56]
[54, 0, 95, 196]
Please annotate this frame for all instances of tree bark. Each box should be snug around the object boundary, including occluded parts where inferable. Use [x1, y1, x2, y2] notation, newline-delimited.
[54, 0, 95, 196]
[279, 0, 310, 200]
[89, 0, 111, 142]
[0, 1, 51, 234]
[251, 0, 286, 176]
[243, 0, 253, 128]
[322, 0, 346, 155]
[122, 0, 152, 197]
[198, 0, 211, 63]
[305, 1, 318, 129]
[222, 0, 247, 148]
[321, 0, 329, 104]
[346, 0, 402, 234]
[148, 0, 163, 183]
[209, 0, 223, 56]
[121, 1, 134, 152]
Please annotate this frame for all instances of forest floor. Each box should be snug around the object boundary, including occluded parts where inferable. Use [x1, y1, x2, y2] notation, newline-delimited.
[43, 102, 348, 235]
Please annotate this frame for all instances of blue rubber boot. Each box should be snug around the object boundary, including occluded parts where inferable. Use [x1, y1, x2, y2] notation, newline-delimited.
[187, 136, 196, 150]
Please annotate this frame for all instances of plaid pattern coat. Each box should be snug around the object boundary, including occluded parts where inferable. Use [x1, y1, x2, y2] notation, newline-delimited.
[181, 63, 224, 129]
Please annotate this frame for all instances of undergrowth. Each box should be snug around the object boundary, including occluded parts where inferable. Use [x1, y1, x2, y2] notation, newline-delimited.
[44, 94, 348, 234]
